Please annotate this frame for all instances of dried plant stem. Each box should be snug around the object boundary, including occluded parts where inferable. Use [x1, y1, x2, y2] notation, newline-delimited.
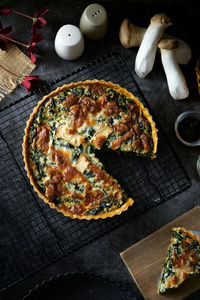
[12, 10, 33, 20]
[0, 64, 19, 78]
[0, 34, 28, 48]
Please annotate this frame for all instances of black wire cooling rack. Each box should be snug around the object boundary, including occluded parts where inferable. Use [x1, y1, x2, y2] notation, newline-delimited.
[0, 53, 191, 292]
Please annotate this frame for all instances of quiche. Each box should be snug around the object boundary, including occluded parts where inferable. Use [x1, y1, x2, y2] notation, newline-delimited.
[157, 227, 200, 294]
[23, 80, 158, 220]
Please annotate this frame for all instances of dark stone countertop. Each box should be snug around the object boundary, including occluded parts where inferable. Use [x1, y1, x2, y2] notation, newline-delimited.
[0, 0, 200, 299]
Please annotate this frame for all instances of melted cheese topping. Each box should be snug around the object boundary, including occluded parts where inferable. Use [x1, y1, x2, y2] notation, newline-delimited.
[74, 154, 90, 173]
[90, 122, 113, 149]
[56, 124, 85, 147]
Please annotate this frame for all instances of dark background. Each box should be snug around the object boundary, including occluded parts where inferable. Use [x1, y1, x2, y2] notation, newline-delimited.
[0, 0, 200, 299]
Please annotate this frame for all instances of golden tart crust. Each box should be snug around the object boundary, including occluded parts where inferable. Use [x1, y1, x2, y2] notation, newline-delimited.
[22, 80, 158, 220]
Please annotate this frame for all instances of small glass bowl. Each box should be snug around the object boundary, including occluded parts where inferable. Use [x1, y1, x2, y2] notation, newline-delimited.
[197, 155, 200, 176]
[174, 111, 200, 146]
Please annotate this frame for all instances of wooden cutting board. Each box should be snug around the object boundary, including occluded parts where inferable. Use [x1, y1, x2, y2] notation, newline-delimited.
[120, 206, 200, 300]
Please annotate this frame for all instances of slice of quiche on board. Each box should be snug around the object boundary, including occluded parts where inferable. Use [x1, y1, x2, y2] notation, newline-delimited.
[157, 227, 200, 294]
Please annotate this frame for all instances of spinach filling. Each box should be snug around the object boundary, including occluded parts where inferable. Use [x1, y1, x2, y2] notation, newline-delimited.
[105, 88, 129, 112]
[53, 196, 62, 206]
[105, 88, 118, 101]
[31, 151, 47, 180]
[161, 264, 175, 284]
[69, 85, 103, 99]
[84, 87, 92, 97]
[106, 133, 117, 146]
[53, 196, 81, 206]
[173, 230, 184, 241]
[86, 196, 127, 215]
[38, 184, 46, 194]
[149, 138, 154, 152]
[186, 239, 199, 251]
[70, 86, 84, 97]
[83, 170, 95, 178]
[139, 122, 145, 131]
[57, 94, 67, 101]
[84, 127, 96, 141]
[86, 207, 102, 215]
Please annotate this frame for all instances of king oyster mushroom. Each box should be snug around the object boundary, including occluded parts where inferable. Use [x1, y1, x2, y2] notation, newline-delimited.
[119, 18, 191, 65]
[135, 13, 172, 78]
[158, 39, 189, 100]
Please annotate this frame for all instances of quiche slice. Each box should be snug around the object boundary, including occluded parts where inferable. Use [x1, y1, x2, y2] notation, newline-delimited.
[157, 227, 200, 294]
[23, 80, 158, 219]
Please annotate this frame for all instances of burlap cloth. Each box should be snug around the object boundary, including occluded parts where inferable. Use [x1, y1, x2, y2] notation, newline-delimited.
[196, 58, 200, 96]
[0, 44, 35, 101]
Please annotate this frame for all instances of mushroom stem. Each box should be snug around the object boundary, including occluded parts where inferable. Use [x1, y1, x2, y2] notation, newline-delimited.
[135, 14, 172, 78]
[158, 39, 189, 100]
[119, 18, 192, 65]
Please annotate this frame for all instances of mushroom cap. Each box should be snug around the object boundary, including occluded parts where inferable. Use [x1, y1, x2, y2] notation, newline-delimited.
[119, 18, 145, 48]
[158, 39, 179, 50]
[151, 13, 172, 25]
[119, 18, 134, 48]
[119, 19, 131, 47]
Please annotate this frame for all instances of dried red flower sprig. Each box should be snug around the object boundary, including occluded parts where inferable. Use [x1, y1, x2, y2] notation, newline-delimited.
[0, 23, 43, 63]
[0, 6, 48, 93]
[32, 8, 50, 34]
[20, 75, 40, 92]
[0, 7, 49, 34]
[0, 7, 11, 15]
[26, 33, 44, 63]
[0, 63, 40, 93]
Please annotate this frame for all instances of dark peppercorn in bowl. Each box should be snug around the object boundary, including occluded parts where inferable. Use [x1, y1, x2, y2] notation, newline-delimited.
[175, 111, 200, 146]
